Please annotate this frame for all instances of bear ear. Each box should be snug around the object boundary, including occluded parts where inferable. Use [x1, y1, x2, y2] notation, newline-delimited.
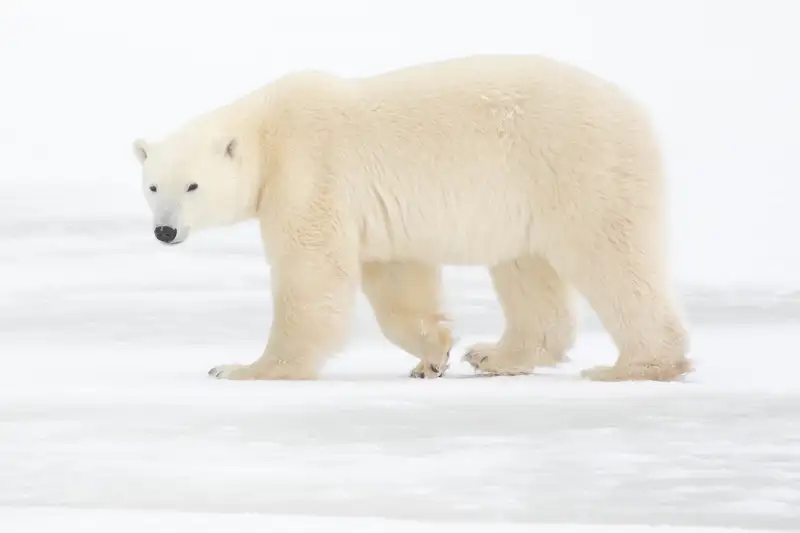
[225, 139, 237, 159]
[133, 138, 149, 164]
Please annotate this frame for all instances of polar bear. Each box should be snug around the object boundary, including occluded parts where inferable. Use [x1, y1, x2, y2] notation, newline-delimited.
[132, 54, 691, 382]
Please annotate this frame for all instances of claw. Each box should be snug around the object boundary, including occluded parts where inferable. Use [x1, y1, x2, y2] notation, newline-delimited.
[409, 361, 449, 379]
[462, 351, 487, 371]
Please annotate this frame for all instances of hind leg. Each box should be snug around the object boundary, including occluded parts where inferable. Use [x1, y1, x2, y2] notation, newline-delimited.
[463, 255, 577, 375]
[550, 219, 691, 381]
[361, 260, 454, 378]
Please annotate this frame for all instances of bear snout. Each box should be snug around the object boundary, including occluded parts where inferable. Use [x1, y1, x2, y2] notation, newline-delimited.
[154, 225, 178, 244]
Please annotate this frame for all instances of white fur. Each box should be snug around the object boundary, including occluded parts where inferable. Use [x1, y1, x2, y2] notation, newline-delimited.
[134, 54, 691, 382]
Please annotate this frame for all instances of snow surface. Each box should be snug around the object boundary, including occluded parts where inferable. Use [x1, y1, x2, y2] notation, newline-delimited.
[2, 0, 800, 531]
[0, 510, 784, 533]
[2, 224, 799, 532]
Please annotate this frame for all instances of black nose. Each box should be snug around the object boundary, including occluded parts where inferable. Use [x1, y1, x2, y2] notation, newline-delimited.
[154, 225, 177, 243]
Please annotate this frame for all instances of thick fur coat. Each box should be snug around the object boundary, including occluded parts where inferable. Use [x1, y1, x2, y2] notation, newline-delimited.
[133, 55, 691, 381]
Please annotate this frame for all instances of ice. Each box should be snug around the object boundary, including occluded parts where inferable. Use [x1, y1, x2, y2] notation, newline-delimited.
[1, 225, 799, 531]
[2, 0, 800, 530]
[0, 510, 784, 533]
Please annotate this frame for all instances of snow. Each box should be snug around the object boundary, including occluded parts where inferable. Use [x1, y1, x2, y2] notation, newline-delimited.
[0, 510, 783, 533]
[2, 227, 799, 531]
[2, 0, 800, 531]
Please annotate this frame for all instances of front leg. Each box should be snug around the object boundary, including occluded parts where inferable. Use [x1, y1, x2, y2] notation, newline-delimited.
[209, 246, 359, 381]
[361, 260, 454, 379]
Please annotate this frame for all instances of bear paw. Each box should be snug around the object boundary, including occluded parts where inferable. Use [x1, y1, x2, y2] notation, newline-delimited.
[208, 364, 260, 380]
[580, 358, 694, 382]
[208, 361, 316, 381]
[409, 359, 449, 379]
[461, 343, 533, 376]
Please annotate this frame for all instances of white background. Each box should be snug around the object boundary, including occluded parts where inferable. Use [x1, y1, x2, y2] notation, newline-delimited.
[1, 0, 798, 288]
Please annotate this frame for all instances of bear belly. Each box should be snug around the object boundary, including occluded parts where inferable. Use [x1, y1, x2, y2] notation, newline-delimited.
[357, 200, 535, 266]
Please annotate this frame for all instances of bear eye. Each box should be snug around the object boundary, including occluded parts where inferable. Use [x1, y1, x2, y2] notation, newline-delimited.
[187, 183, 198, 192]
[148, 185, 157, 192]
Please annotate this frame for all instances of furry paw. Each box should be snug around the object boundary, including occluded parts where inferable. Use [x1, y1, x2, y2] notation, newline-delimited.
[461, 343, 533, 376]
[409, 360, 449, 379]
[208, 361, 316, 381]
[580, 359, 694, 382]
[208, 364, 264, 380]
[409, 350, 451, 379]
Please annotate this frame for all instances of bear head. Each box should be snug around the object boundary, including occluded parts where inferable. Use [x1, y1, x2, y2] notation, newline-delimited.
[132, 113, 263, 245]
